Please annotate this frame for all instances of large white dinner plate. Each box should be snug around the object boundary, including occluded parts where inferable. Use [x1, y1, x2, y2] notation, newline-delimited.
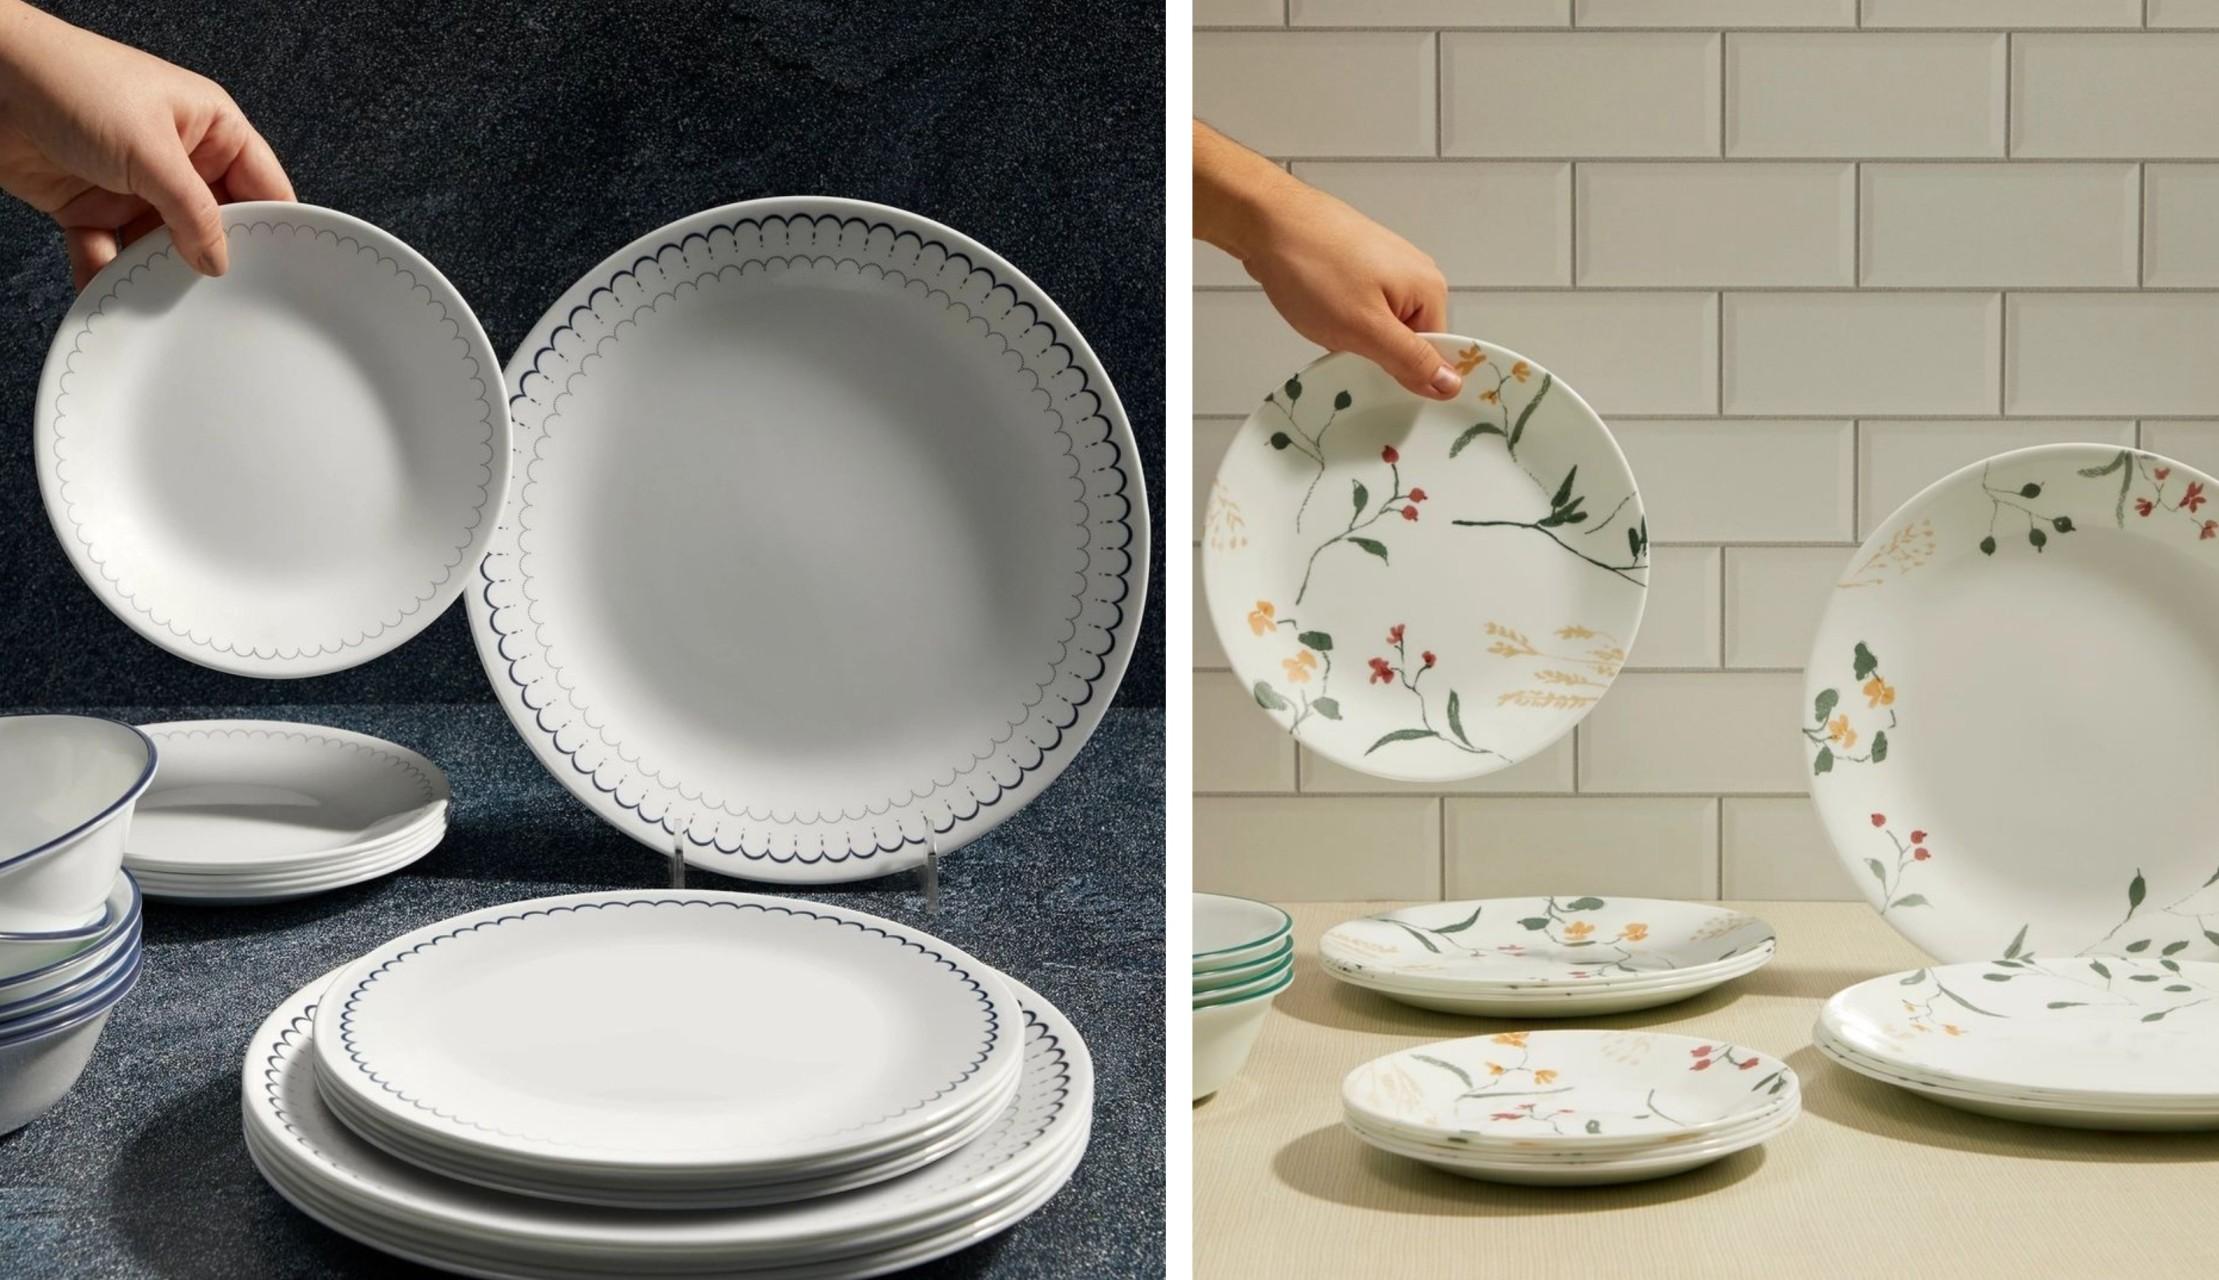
[1807, 444, 2219, 962]
[311, 890, 1021, 1187]
[1204, 337, 1644, 782]
[126, 721, 447, 872]
[246, 967, 1091, 1269]
[36, 203, 508, 677]
[469, 198, 1146, 882]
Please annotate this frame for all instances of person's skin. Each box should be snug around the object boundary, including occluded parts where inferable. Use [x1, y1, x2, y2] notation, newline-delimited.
[0, 0, 292, 289]
[1193, 120, 1459, 400]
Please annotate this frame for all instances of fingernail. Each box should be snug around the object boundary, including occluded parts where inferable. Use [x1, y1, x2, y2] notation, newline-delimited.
[1430, 366, 1462, 397]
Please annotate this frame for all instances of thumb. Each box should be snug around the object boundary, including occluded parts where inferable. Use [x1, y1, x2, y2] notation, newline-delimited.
[1350, 315, 1459, 400]
[130, 138, 227, 276]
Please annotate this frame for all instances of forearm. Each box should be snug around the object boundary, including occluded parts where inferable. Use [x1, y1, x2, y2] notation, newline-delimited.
[0, 2, 75, 108]
[1193, 120, 1296, 263]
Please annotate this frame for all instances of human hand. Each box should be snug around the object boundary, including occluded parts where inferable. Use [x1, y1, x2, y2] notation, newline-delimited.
[0, 1, 292, 289]
[1194, 121, 1458, 400]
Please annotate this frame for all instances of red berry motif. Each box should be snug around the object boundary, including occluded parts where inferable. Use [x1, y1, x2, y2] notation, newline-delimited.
[1739, 1057, 1760, 1070]
[1870, 813, 1887, 828]
[1691, 1045, 1713, 1057]
[1381, 445, 1399, 464]
[1913, 847, 1930, 862]
[1909, 830, 1927, 843]
[1387, 624, 1405, 646]
[1400, 506, 1419, 522]
[2157, 467, 2173, 481]
[1422, 651, 1437, 668]
[1691, 1058, 1714, 1071]
[1408, 487, 1428, 503]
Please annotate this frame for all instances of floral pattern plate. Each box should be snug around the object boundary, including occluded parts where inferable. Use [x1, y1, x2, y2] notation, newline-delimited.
[1204, 336, 1646, 782]
[1812, 1029, 2219, 1130]
[1320, 897, 1774, 988]
[1342, 1030, 1795, 1146]
[1806, 444, 2219, 963]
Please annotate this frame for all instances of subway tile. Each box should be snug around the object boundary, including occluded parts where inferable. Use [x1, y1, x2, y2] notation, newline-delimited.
[1447, 292, 1719, 415]
[1195, 672, 1299, 793]
[1299, 735, 1576, 794]
[1576, 0, 1854, 26]
[2143, 165, 2219, 287]
[1727, 34, 2005, 158]
[1292, 0, 1569, 23]
[1445, 797, 1719, 899]
[1857, 419, 2134, 536]
[1193, 418, 1242, 540]
[1722, 546, 1855, 670]
[1442, 33, 1721, 158]
[1631, 546, 1722, 669]
[1860, 0, 2140, 25]
[1721, 798, 1859, 901]
[1293, 162, 1572, 286]
[1197, 0, 1287, 25]
[1194, 549, 1231, 670]
[2007, 294, 2219, 416]
[1861, 164, 2138, 288]
[1195, 241, 1251, 288]
[1613, 420, 1855, 543]
[1577, 671, 1806, 793]
[1195, 32, 1437, 158]
[2148, 0, 2219, 26]
[2014, 35, 2219, 158]
[2138, 421, 2219, 478]
[1577, 163, 1854, 286]
[1194, 796, 1443, 901]
[1193, 291, 1320, 417]
[1723, 293, 2001, 416]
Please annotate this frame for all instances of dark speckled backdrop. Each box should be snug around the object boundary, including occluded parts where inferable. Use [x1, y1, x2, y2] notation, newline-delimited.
[0, 0, 1166, 710]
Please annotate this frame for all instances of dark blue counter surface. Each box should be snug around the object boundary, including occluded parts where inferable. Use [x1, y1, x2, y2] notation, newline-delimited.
[0, 704, 1165, 1278]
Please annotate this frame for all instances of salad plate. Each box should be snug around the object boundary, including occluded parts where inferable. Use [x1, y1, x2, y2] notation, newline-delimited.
[1807, 444, 2219, 962]
[1321, 898, 1774, 987]
[469, 198, 1145, 882]
[311, 890, 1021, 1197]
[36, 203, 508, 678]
[1203, 336, 1645, 782]
[1343, 1101, 1796, 1186]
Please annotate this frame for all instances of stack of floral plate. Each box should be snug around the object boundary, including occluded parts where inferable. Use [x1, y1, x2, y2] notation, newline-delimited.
[240, 889, 1091, 1274]
[123, 722, 448, 904]
[1342, 1030, 1798, 1186]
[1816, 959, 2219, 1130]
[1194, 893, 1293, 1101]
[1319, 898, 1775, 1016]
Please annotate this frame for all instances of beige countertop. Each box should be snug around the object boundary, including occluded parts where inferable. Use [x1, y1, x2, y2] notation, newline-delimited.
[1194, 900, 2219, 1280]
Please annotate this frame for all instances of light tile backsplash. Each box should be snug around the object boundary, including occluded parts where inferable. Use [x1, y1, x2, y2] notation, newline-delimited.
[1194, 9, 2211, 903]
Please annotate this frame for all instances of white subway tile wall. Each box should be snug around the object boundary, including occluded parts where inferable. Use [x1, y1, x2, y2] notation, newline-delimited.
[1194, 8, 2210, 902]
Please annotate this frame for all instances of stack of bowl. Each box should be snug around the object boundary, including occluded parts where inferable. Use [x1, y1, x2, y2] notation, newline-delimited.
[0, 715, 156, 1134]
[1193, 892, 1292, 1102]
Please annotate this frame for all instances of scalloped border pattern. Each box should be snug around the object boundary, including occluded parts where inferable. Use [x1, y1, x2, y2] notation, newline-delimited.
[329, 897, 1004, 1154]
[47, 219, 500, 664]
[478, 211, 1137, 869]
[142, 723, 443, 807]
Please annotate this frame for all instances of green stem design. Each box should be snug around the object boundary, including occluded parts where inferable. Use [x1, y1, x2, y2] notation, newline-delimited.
[1293, 461, 1413, 606]
[1266, 395, 1341, 534]
[1364, 629, 1505, 761]
[1451, 518, 1648, 585]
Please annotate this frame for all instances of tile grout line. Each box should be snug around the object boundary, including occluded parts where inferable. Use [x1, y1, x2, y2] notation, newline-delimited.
[1717, 30, 1727, 160]
[2138, 162, 2149, 287]
[1433, 31, 1444, 158]
[2003, 31, 2013, 160]
[1568, 162, 1579, 284]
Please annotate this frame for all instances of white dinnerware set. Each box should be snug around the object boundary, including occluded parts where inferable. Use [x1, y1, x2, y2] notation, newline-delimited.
[243, 890, 1093, 1276]
[1193, 893, 1292, 1102]
[0, 715, 154, 1134]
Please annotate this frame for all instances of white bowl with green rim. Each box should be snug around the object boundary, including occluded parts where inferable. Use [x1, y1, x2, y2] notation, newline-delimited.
[1193, 966, 1293, 1102]
[1192, 938, 1293, 993]
[1195, 893, 1291, 971]
[1192, 962, 1293, 1011]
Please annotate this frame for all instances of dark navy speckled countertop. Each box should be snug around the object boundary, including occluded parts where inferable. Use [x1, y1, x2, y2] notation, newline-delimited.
[0, 703, 1164, 1278]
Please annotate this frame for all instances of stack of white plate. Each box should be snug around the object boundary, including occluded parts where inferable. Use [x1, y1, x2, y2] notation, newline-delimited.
[1193, 893, 1293, 1101]
[1319, 897, 1775, 1016]
[1343, 1029, 1799, 1186]
[1817, 958, 2219, 1130]
[241, 889, 1091, 1274]
[125, 722, 448, 904]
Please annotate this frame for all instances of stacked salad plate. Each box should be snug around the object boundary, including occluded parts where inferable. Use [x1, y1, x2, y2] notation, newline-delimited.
[1194, 893, 1293, 1101]
[242, 890, 1091, 1273]
[1320, 898, 1774, 1016]
[123, 722, 447, 904]
[1816, 960, 2219, 1130]
[1342, 1030, 1798, 1186]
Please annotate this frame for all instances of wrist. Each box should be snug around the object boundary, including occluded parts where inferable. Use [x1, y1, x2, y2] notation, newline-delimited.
[1193, 121, 1298, 263]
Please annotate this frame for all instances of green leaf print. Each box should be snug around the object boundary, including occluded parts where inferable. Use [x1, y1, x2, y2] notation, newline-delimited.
[2125, 939, 2151, 954]
[2079, 453, 2128, 478]
[2165, 939, 2191, 956]
[1585, 1119, 1602, 1135]
[1254, 682, 1291, 711]
[1351, 479, 1369, 514]
[1852, 642, 1880, 682]
[1269, 432, 1293, 450]
[1333, 390, 1353, 411]
[1446, 691, 1472, 747]
[2003, 925, 2028, 960]
[1284, 376, 1303, 401]
[1517, 917, 1552, 930]
[2019, 483, 2043, 499]
[1311, 697, 1342, 720]
[1980, 535, 1997, 556]
[1813, 746, 1834, 775]
[2029, 527, 2047, 551]
[1298, 630, 1334, 652]
[1449, 421, 1505, 458]
[2090, 960, 2112, 979]
[1365, 728, 1437, 754]
[2047, 1001, 2085, 1009]
[1813, 689, 1839, 724]
[1564, 897, 1606, 911]
[1434, 904, 1485, 934]
[1866, 858, 1888, 885]
[1410, 1053, 1472, 1089]
[1870, 731, 1889, 763]
[1349, 537, 1389, 563]
[1890, 894, 1928, 909]
[1550, 467, 1578, 509]
[2130, 871, 2148, 911]
[1390, 922, 1441, 954]
[1508, 373, 1551, 449]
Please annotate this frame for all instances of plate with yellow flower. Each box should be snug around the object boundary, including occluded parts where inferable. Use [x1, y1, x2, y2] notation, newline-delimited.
[1203, 335, 1646, 782]
[1807, 444, 2219, 963]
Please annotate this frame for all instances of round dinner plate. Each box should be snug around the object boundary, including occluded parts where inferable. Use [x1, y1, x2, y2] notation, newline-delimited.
[1812, 1032, 2219, 1131]
[311, 891, 1022, 1189]
[36, 203, 508, 678]
[1808, 444, 2219, 963]
[1203, 336, 1645, 782]
[468, 198, 1146, 883]
[1320, 897, 1774, 989]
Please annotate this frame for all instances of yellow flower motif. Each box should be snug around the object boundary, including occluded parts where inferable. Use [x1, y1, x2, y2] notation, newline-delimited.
[1827, 715, 1857, 750]
[1480, 388, 1500, 405]
[1486, 1061, 1507, 1077]
[1282, 650, 1317, 684]
[1620, 923, 1649, 942]
[1454, 344, 1486, 375]
[1510, 360, 1532, 382]
[1564, 920, 1594, 940]
[1533, 1069, 1558, 1085]
[1247, 600, 1275, 636]
[1491, 1031, 1528, 1048]
[1863, 675, 1895, 709]
[1943, 1024, 1964, 1037]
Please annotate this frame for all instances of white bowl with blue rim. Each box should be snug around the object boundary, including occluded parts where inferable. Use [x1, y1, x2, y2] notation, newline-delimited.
[0, 940, 142, 1136]
[0, 873, 141, 1011]
[0, 715, 156, 936]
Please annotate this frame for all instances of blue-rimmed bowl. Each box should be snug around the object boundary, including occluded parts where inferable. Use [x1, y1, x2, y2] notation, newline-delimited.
[0, 716, 156, 935]
[0, 872, 138, 1001]
[0, 946, 141, 1136]
[0, 907, 140, 1024]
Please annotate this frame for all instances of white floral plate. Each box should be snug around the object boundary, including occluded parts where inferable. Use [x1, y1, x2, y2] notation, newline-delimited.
[1807, 444, 2219, 963]
[1820, 958, 2219, 1103]
[469, 198, 1145, 883]
[1322, 956, 1772, 1018]
[1320, 897, 1774, 989]
[1344, 1100, 1795, 1185]
[36, 203, 508, 678]
[1342, 1030, 1795, 1148]
[1813, 1029, 2219, 1130]
[1204, 336, 1645, 782]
